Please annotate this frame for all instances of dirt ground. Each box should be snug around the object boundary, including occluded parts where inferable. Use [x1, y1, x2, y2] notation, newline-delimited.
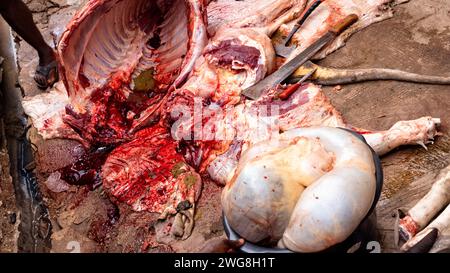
[0, 100, 19, 253]
[1, 56, 19, 252]
[2, 0, 450, 253]
[319, 0, 450, 252]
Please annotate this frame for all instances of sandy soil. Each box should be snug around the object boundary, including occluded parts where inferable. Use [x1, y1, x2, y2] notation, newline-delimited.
[4, 0, 450, 253]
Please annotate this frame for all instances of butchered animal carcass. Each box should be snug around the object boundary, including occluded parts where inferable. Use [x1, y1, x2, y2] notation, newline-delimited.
[22, 0, 442, 249]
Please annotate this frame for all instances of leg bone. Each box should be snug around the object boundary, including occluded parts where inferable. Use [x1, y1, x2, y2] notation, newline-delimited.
[361, 117, 441, 156]
[401, 203, 450, 252]
[399, 165, 450, 240]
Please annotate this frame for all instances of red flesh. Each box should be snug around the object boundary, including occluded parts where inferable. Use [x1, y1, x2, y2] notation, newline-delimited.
[204, 39, 261, 70]
[399, 215, 421, 240]
[101, 125, 199, 212]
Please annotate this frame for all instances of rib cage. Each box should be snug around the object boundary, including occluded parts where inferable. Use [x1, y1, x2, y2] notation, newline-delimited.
[58, 0, 204, 105]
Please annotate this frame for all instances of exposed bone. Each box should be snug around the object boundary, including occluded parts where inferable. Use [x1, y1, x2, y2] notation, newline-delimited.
[259, 2, 306, 36]
[58, 0, 208, 98]
[291, 61, 450, 85]
[279, 0, 410, 61]
[398, 164, 450, 241]
[361, 117, 441, 156]
[401, 203, 450, 252]
[207, 0, 307, 36]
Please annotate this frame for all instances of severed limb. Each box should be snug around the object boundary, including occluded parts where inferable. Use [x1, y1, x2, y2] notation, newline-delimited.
[290, 61, 450, 85]
[355, 117, 441, 156]
[430, 226, 450, 253]
[401, 203, 450, 252]
[398, 165, 450, 242]
[171, 204, 196, 240]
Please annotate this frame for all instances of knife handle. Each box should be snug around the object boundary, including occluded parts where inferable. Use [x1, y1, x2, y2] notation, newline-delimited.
[330, 14, 359, 35]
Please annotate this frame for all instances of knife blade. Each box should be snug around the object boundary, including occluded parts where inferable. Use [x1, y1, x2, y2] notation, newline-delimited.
[242, 14, 358, 100]
[274, 0, 323, 57]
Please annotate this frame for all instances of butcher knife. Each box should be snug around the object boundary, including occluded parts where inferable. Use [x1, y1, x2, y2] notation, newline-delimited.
[242, 14, 358, 100]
